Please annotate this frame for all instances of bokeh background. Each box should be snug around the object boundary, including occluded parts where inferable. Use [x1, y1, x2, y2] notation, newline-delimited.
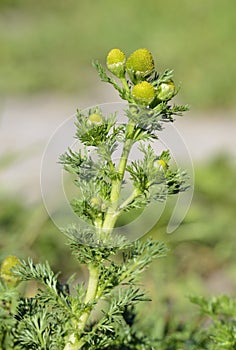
[0, 0, 236, 336]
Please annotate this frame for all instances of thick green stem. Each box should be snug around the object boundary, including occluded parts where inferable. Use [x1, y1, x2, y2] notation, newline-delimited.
[64, 264, 99, 350]
[79, 264, 99, 328]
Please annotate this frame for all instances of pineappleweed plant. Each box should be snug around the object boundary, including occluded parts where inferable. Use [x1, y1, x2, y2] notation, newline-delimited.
[0, 48, 189, 350]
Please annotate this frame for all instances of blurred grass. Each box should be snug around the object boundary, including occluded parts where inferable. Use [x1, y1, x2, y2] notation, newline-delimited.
[140, 155, 236, 336]
[0, 155, 236, 323]
[0, 0, 235, 109]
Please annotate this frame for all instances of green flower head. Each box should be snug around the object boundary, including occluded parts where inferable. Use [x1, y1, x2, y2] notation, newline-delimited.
[126, 48, 155, 83]
[157, 81, 175, 101]
[87, 113, 103, 125]
[106, 48, 126, 78]
[0, 255, 21, 288]
[132, 81, 155, 106]
[90, 196, 102, 208]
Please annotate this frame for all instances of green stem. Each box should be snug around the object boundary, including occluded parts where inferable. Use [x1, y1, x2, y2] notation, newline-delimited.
[100, 77, 134, 236]
[117, 188, 141, 213]
[120, 77, 130, 92]
[79, 264, 99, 327]
[102, 121, 135, 236]
[64, 264, 99, 350]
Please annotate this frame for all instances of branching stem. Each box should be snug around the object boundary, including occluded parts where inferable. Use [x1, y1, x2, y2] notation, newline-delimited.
[102, 120, 135, 236]
[117, 188, 141, 213]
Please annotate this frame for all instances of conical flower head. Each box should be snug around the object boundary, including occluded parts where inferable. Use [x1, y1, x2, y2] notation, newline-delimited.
[87, 113, 103, 125]
[132, 81, 155, 106]
[126, 48, 155, 83]
[106, 48, 126, 78]
[0, 255, 21, 288]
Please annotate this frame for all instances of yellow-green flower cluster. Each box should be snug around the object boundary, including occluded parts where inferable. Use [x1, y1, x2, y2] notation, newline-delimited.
[106, 48, 154, 83]
[106, 48, 176, 106]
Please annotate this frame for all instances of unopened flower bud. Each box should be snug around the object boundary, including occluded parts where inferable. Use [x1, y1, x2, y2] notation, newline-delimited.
[155, 159, 168, 171]
[126, 48, 155, 83]
[90, 196, 102, 208]
[106, 48, 126, 78]
[87, 113, 103, 125]
[0, 255, 21, 288]
[131, 81, 155, 106]
[157, 81, 175, 101]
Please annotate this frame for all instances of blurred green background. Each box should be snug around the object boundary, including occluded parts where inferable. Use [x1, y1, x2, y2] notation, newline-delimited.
[0, 0, 236, 338]
[0, 0, 236, 109]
